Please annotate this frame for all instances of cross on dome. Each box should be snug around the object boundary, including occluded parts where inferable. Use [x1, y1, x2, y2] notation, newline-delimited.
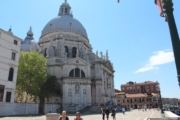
[65, 0, 67, 3]
[8, 26, 13, 35]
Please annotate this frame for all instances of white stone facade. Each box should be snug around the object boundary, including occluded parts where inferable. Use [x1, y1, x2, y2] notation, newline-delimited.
[37, 1, 115, 112]
[0, 28, 22, 103]
[0, 102, 60, 116]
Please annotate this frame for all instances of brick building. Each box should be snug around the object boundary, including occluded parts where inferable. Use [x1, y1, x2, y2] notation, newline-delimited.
[115, 81, 160, 109]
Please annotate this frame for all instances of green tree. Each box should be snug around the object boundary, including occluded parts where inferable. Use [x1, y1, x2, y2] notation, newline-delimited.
[17, 52, 60, 114]
[17, 51, 47, 102]
[38, 75, 60, 114]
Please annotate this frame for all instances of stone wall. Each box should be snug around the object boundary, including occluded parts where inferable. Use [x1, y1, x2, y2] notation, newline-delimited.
[45, 104, 60, 113]
[0, 102, 60, 116]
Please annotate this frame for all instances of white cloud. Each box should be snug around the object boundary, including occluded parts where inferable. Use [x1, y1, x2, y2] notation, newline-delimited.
[134, 50, 174, 73]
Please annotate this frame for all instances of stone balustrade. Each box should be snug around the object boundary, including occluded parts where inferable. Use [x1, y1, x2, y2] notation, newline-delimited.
[46, 113, 60, 120]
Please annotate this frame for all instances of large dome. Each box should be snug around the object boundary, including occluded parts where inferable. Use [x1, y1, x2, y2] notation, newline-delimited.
[41, 15, 88, 38]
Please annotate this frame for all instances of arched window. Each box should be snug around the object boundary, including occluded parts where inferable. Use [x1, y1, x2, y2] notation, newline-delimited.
[65, 8, 68, 13]
[65, 46, 69, 57]
[8, 68, 14, 81]
[69, 69, 74, 77]
[81, 70, 85, 78]
[72, 47, 77, 58]
[44, 48, 47, 57]
[75, 68, 80, 77]
[69, 68, 85, 78]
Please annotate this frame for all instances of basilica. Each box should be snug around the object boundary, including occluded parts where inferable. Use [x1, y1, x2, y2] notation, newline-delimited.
[21, 1, 115, 112]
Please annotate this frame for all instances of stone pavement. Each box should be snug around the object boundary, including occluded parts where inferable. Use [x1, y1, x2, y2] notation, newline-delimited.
[0, 109, 162, 120]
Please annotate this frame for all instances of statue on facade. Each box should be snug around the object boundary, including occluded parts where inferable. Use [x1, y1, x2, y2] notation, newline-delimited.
[83, 89, 86, 94]
[79, 48, 83, 58]
[75, 83, 80, 94]
[60, 45, 66, 58]
[60, 38, 65, 46]
[76, 49, 79, 57]
[82, 48, 86, 59]
[46, 39, 55, 57]
[38, 45, 43, 54]
[96, 50, 99, 58]
[100, 52, 103, 59]
[68, 88, 72, 95]
[55, 39, 60, 56]
[86, 53, 89, 61]
[106, 50, 109, 60]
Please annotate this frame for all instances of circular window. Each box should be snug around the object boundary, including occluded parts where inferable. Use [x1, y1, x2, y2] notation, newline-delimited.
[76, 60, 79, 63]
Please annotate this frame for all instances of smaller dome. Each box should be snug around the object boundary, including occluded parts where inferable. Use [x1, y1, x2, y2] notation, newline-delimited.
[7, 27, 13, 35]
[21, 27, 38, 52]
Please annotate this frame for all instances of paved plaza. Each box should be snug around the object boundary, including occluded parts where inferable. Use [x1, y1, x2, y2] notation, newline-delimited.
[0, 109, 162, 120]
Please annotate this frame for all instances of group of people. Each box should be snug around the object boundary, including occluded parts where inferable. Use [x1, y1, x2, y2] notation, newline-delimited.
[101, 107, 125, 120]
[59, 107, 126, 120]
[138, 104, 154, 111]
[59, 111, 83, 120]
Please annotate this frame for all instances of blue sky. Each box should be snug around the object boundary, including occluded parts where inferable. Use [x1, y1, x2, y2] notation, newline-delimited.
[1, 0, 180, 98]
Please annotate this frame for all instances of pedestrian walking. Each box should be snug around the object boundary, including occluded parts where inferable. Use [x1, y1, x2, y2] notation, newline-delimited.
[111, 108, 116, 120]
[105, 107, 110, 120]
[144, 104, 147, 111]
[138, 105, 140, 111]
[101, 108, 105, 120]
[59, 111, 69, 120]
[122, 107, 125, 114]
[74, 112, 83, 120]
[142, 105, 144, 112]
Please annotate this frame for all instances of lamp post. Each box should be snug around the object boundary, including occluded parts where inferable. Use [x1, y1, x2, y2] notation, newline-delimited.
[159, 90, 164, 113]
[155, 0, 180, 87]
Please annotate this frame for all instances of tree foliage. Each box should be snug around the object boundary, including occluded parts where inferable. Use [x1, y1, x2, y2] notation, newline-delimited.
[17, 51, 60, 114]
[17, 52, 47, 97]
[38, 75, 60, 114]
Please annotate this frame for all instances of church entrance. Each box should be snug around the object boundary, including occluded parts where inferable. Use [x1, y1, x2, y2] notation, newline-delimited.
[134, 104, 137, 109]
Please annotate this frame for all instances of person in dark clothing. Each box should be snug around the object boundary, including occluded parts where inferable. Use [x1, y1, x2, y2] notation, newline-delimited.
[59, 111, 69, 120]
[106, 107, 110, 120]
[101, 108, 105, 120]
[111, 108, 116, 120]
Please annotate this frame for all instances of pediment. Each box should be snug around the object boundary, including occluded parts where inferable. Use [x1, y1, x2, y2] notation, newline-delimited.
[64, 57, 91, 66]
[105, 61, 113, 69]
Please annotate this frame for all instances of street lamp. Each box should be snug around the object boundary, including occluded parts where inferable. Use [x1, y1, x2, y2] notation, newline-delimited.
[159, 90, 164, 113]
[155, 0, 180, 87]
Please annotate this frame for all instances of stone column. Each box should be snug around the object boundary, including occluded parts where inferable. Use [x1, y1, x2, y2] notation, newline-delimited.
[104, 72, 107, 103]
[81, 84, 83, 104]
[112, 76, 115, 103]
[69, 46, 72, 58]
[63, 82, 66, 104]
[64, 83, 68, 104]
[96, 81, 102, 105]
[101, 70, 105, 104]
[87, 82, 91, 106]
[72, 83, 75, 104]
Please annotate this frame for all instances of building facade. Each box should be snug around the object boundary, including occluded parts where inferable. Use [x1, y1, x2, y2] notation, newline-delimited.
[20, 1, 115, 112]
[115, 81, 160, 109]
[121, 81, 159, 94]
[0, 28, 22, 103]
[162, 98, 179, 109]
